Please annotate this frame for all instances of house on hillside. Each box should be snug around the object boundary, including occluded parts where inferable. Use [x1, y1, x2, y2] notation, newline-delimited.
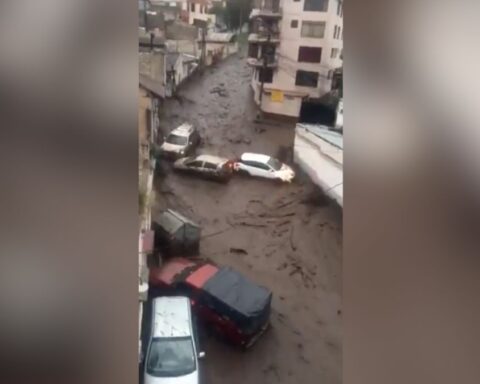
[204, 32, 238, 65]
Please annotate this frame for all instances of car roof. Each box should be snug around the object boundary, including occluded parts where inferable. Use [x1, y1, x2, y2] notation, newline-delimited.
[202, 267, 272, 318]
[171, 123, 194, 137]
[152, 296, 192, 338]
[240, 152, 271, 163]
[195, 154, 228, 164]
[149, 257, 196, 286]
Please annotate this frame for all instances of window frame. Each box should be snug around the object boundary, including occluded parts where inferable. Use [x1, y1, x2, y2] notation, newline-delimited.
[295, 70, 319, 88]
[298, 46, 322, 63]
[303, 0, 328, 12]
[291, 20, 299, 28]
[301, 20, 326, 38]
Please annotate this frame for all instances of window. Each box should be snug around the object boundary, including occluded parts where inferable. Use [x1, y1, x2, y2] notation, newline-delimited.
[331, 48, 339, 58]
[301, 21, 325, 38]
[166, 134, 188, 145]
[248, 43, 259, 58]
[190, 2, 195, 12]
[298, 46, 322, 63]
[187, 160, 204, 168]
[333, 25, 338, 38]
[337, 1, 342, 15]
[250, 161, 270, 171]
[304, 0, 328, 12]
[295, 70, 319, 87]
[338, 27, 342, 39]
[203, 162, 218, 170]
[291, 20, 298, 28]
[258, 68, 273, 83]
[146, 337, 196, 377]
[267, 157, 282, 171]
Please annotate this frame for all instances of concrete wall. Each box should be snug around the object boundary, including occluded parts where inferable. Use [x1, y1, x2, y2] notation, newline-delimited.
[139, 51, 165, 83]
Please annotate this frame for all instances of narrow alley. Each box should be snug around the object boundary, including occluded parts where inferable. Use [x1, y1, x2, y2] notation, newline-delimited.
[153, 53, 342, 384]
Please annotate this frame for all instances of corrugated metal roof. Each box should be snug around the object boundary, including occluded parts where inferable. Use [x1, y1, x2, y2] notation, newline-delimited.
[296, 123, 343, 150]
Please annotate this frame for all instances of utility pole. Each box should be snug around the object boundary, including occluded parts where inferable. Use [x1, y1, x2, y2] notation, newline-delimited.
[257, 26, 271, 121]
[143, 0, 148, 31]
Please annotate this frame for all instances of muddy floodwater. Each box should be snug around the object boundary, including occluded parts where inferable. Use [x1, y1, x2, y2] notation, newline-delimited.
[152, 53, 342, 384]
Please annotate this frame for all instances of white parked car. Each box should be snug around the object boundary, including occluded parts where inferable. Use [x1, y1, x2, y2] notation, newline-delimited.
[144, 296, 205, 384]
[234, 153, 295, 183]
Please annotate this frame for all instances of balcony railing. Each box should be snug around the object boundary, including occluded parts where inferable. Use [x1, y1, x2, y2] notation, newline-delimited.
[246, 55, 278, 68]
[248, 32, 280, 43]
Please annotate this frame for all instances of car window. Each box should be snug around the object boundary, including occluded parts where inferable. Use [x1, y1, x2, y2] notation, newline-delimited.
[266, 157, 282, 171]
[166, 134, 188, 145]
[187, 160, 204, 168]
[146, 337, 196, 377]
[248, 161, 270, 171]
[203, 162, 217, 170]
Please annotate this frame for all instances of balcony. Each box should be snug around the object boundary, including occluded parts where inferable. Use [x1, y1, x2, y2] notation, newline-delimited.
[249, 8, 282, 19]
[246, 56, 278, 68]
[248, 32, 280, 44]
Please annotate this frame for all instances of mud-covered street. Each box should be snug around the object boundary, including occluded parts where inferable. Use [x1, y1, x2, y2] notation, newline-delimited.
[153, 53, 342, 384]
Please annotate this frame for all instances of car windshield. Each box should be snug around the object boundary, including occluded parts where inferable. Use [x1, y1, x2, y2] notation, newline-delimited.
[266, 157, 282, 171]
[166, 134, 188, 145]
[146, 337, 196, 377]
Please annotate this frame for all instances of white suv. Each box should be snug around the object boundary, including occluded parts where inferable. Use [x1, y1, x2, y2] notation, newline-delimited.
[160, 123, 201, 160]
[234, 152, 295, 183]
[144, 296, 205, 384]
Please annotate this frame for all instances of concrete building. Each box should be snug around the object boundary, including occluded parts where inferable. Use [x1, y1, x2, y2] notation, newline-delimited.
[187, 0, 217, 26]
[204, 32, 238, 65]
[248, 0, 343, 118]
[138, 83, 161, 362]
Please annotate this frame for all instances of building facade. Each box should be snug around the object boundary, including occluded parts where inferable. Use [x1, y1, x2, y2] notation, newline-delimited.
[248, 0, 343, 118]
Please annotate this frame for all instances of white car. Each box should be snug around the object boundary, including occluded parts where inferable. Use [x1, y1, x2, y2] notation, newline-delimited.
[144, 296, 205, 384]
[160, 123, 201, 160]
[234, 153, 295, 182]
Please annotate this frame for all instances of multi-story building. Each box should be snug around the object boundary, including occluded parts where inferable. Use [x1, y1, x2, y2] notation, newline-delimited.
[187, 0, 218, 27]
[248, 0, 343, 118]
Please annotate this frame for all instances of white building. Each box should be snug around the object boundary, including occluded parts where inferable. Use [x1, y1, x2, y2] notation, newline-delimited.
[187, 0, 218, 26]
[248, 0, 343, 118]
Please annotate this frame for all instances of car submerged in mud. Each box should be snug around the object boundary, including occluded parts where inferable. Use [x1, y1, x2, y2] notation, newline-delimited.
[159, 123, 201, 160]
[233, 153, 295, 183]
[149, 258, 272, 349]
[173, 154, 235, 182]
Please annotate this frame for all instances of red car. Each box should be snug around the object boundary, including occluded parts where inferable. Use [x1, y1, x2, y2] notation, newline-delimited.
[149, 258, 272, 349]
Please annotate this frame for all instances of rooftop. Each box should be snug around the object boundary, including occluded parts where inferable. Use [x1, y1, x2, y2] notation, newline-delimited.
[297, 124, 343, 150]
